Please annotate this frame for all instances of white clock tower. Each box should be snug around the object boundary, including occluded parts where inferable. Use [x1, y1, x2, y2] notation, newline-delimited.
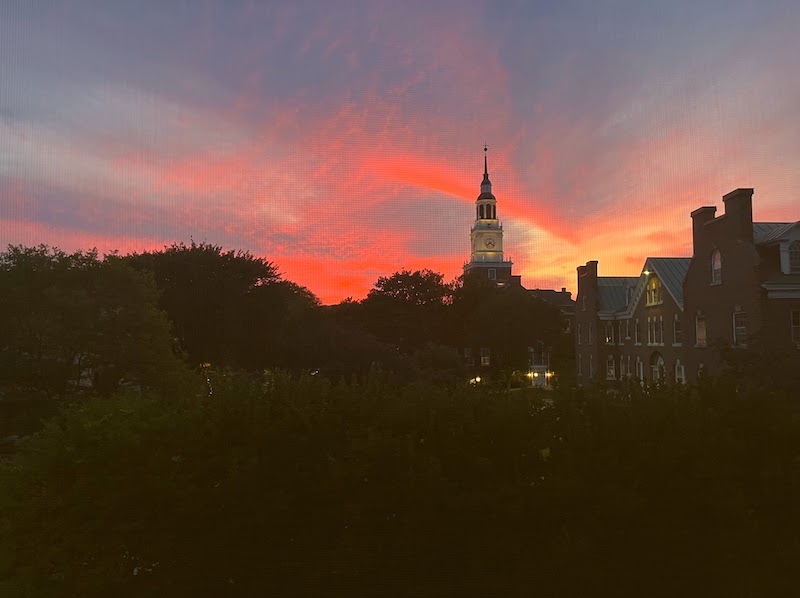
[464, 147, 514, 283]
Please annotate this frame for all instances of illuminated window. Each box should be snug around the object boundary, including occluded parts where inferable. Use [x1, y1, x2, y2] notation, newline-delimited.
[792, 311, 800, 346]
[645, 277, 663, 305]
[605, 322, 615, 344]
[790, 241, 800, 274]
[711, 249, 722, 284]
[733, 312, 747, 348]
[695, 314, 707, 348]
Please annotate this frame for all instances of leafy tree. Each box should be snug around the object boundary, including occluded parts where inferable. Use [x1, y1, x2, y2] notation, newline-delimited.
[360, 269, 453, 351]
[0, 245, 188, 400]
[448, 276, 566, 375]
[125, 242, 318, 371]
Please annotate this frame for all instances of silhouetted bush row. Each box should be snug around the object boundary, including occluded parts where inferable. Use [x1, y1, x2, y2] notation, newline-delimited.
[2, 372, 799, 596]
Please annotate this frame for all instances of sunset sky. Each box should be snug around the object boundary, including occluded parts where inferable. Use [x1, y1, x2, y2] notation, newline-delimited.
[2, 1, 798, 303]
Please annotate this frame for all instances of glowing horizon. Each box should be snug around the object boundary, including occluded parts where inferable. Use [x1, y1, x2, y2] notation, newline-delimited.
[2, 1, 798, 304]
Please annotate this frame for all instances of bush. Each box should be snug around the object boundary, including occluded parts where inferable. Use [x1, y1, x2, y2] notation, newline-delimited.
[1, 375, 800, 595]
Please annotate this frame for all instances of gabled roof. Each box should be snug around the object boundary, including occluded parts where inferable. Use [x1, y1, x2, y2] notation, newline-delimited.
[753, 222, 798, 244]
[597, 277, 638, 313]
[644, 257, 691, 309]
[604, 257, 691, 320]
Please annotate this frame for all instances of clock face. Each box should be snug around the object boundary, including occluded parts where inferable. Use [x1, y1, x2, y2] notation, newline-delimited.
[484, 236, 496, 248]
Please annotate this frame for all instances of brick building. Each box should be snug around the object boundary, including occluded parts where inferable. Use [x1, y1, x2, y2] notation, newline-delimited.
[576, 188, 799, 386]
[575, 258, 690, 386]
[684, 188, 800, 380]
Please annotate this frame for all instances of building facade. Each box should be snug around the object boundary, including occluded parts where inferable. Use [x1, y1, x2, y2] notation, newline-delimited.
[576, 188, 800, 386]
[683, 188, 800, 380]
[575, 258, 689, 387]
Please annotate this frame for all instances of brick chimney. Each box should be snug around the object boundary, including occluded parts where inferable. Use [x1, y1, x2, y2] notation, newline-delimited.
[691, 206, 717, 255]
[722, 188, 754, 242]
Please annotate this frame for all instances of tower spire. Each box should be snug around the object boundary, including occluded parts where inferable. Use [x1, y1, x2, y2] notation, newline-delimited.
[479, 144, 493, 197]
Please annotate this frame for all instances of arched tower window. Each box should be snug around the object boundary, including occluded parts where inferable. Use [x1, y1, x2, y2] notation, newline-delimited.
[711, 249, 722, 284]
[645, 277, 662, 305]
[790, 241, 800, 273]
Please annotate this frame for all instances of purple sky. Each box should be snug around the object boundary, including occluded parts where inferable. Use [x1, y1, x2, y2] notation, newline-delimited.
[2, 0, 798, 303]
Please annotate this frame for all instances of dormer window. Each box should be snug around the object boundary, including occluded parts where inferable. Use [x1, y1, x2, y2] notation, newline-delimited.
[711, 249, 722, 284]
[790, 241, 800, 274]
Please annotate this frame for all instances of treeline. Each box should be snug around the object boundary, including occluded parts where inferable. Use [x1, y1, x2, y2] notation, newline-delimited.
[1, 374, 799, 595]
[0, 243, 569, 406]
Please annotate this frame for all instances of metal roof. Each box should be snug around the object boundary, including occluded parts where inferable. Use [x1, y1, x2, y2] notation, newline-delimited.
[597, 277, 638, 313]
[753, 222, 798, 244]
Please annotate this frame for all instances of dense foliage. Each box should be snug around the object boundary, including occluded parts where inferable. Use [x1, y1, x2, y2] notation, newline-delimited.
[124, 242, 320, 371]
[0, 245, 189, 400]
[2, 374, 799, 596]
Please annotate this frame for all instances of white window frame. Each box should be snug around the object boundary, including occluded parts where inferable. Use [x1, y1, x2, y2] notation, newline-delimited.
[675, 360, 686, 385]
[695, 314, 707, 348]
[789, 241, 800, 274]
[733, 312, 747, 348]
[673, 315, 682, 346]
[606, 354, 616, 380]
[711, 249, 722, 284]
